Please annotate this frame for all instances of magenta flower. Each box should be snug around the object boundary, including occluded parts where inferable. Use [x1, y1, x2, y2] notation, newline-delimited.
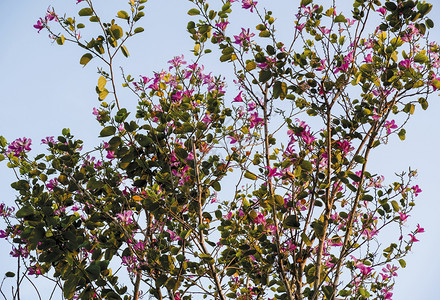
[377, 7, 387, 15]
[228, 136, 238, 144]
[168, 55, 186, 70]
[416, 224, 425, 233]
[46, 178, 58, 191]
[202, 113, 212, 124]
[249, 112, 263, 128]
[242, 0, 257, 12]
[355, 261, 374, 276]
[77, 0, 85, 3]
[233, 91, 243, 102]
[412, 185, 422, 196]
[106, 150, 116, 160]
[41, 136, 56, 145]
[398, 212, 409, 223]
[7, 137, 32, 157]
[382, 264, 398, 277]
[364, 53, 373, 63]
[409, 234, 419, 243]
[33, 18, 45, 32]
[336, 140, 353, 154]
[215, 21, 229, 31]
[399, 59, 412, 69]
[295, 23, 305, 31]
[266, 166, 280, 178]
[233, 28, 255, 47]
[116, 210, 134, 225]
[0, 230, 8, 239]
[384, 120, 397, 134]
[45, 8, 57, 22]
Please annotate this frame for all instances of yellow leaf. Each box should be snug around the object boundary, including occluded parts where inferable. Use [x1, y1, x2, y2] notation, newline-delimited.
[99, 89, 109, 100]
[98, 76, 107, 91]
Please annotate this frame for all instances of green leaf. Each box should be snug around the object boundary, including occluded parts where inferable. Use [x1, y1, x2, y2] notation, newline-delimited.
[212, 181, 221, 192]
[418, 97, 428, 110]
[426, 18, 434, 29]
[98, 76, 107, 91]
[121, 45, 129, 57]
[188, 9, 200, 15]
[89, 16, 99, 22]
[117, 10, 129, 20]
[100, 126, 116, 137]
[0, 136, 7, 147]
[300, 0, 313, 6]
[78, 8, 93, 17]
[414, 52, 428, 64]
[259, 30, 271, 37]
[133, 11, 145, 22]
[5, 272, 15, 278]
[398, 129, 406, 141]
[15, 206, 34, 218]
[353, 155, 366, 164]
[391, 200, 400, 212]
[284, 215, 300, 229]
[358, 288, 370, 297]
[259, 69, 272, 83]
[244, 170, 257, 180]
[85, 264, 101, 281]
[80, 53, 93, 66]
[134, 27, 144, 34]
[63, 275, 79, 299]
[175, 148, 188, 160]
[301, 232, 312, 246]
[110, 24, 123, 40]
[334, 14, 347, 23]
[399, 258, 406, 268]
[56, 35, 65, 45]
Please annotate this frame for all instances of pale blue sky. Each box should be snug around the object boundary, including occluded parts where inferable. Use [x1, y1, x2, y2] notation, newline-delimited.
[0, 0, 439, 299]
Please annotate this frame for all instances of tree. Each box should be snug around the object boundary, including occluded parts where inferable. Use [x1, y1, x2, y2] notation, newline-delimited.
[0, 0, 437, 299]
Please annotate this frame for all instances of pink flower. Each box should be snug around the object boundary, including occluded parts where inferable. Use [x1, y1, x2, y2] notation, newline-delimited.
[409, 234, 419, 243]
[242, 0, 257, 12]
[355, 261, 374, 276]
[228, 136, 238, 144]
[6, 137, 32, 157]
[295, 23, 305, 31]
[215, 21, 229, 31]
[364, 53, 373, 63]
[168, 55, 186, 70]
[34, 18, 45, 32]
[384, 120, 397, 134]
[377, 7, 387, 15]
[202, 113, 212, 124]
[46, 178, 58, 191]
[76, 0, 85, 3]
[116, 210, 134, 225]
[233, 91, 243, 102]
[383, 264, 398, 277]
[336, 140, 353, 154]
[398, 212, 409, 223]
[233, 28, 255, 47]
[412, 185, 422, 196]
[266, 166, 280, 178]
[249, 112, 263, 128]
[416, 224, 425, 233]
[41, 136, 56, 145]
[399, 59, 412, 69]
[106, 151, 116, 160]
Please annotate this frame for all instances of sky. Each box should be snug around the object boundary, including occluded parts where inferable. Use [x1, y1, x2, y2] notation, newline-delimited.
[0, 0, 439, 299]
